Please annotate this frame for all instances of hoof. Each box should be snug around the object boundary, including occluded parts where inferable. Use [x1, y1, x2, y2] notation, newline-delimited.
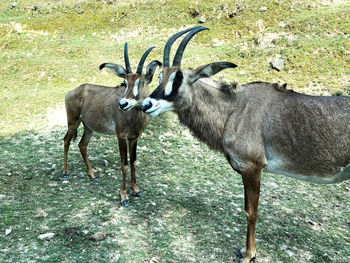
[133, 192, 143, 198]
[121, 200, 129, 207]
[235, 249, 243, 259]
[62, 173, 69, 179]
[250, 257, 257, 263]
[91, 177, 99, 183]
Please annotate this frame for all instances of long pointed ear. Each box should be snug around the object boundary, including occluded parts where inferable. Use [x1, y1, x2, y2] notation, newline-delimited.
[189, 62, 237, 84]
[145, 60, 162, 84]
[99, 63, 127, 79]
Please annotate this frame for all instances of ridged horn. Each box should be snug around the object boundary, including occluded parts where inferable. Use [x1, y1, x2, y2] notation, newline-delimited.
[172, 27, 209, 67]
[163, 26, 201, 67]
[136, 46, 155, 75]
[124, 42, 132, 74]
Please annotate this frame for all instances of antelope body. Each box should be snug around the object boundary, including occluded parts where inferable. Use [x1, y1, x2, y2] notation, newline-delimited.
[141, 27, 350, 262]
[63, 43, 161, 206]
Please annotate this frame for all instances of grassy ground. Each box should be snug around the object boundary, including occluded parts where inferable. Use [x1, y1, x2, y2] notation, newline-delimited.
[1, 0, 350, 262]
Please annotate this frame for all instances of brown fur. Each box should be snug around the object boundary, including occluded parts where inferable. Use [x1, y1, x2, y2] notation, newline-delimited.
[63, 74, 151, 205]
[145, 70, 350, 262]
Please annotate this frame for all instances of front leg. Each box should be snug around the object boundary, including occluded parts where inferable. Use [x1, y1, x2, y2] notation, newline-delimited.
[239, 166, 262, 263]
[118, 137, 129, 206]
[129, 138, 142, 197]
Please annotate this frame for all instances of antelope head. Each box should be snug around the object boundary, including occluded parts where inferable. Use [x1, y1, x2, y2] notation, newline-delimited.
[99, 43, 161, 111]
[141, 27, 237, 117]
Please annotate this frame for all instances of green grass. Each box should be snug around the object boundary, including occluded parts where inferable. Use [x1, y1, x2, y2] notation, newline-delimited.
[1, 0, 350, 262]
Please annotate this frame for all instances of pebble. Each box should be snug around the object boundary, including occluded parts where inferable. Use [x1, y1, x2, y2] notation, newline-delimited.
[38, 233, 55, 240]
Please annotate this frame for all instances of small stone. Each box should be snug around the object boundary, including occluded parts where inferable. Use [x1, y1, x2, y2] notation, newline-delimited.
[199, 15, 206, 24]
[38, 233, 55, 240]
[229, 11, 237, 17]
[220, 4, 228, 11]
[5, 228, 12, 236]
[33, 5, 43, 11]
[78, 10, 84, 14]
[279, 21, 286, 28]
[103, 160, 109, 167]
[11, 3, 17, 8]
[307, 220, 316, 226]
[270, 58, 284, 71]
[212, 38, 225, 47]
[90, 231, 106, 241]
[35, 209, 48, 219]
[259, 6, 267, 12]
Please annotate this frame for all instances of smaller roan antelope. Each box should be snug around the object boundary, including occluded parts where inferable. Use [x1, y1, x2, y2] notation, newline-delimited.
[141, 27, 350, 262]
[62, 43, 161, 206]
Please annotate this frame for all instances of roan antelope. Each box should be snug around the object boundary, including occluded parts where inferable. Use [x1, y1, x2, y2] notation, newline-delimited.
[141, 27, 350, 262]
[62, 43, 161, 206]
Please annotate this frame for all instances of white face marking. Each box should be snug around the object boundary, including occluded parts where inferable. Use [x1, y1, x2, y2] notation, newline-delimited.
[133, 79, 139, 97]
[164, 72, 176, 97]
[124, 79, 129, 95]
[142, 97, 174, 117]
[119, 98, 138, 111]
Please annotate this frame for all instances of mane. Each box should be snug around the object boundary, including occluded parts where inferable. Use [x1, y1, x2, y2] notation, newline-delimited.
[218, 81, 237, 98]
[245, 81, 294, 94]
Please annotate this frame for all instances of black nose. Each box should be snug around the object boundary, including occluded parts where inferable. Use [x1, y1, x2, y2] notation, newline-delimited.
[142, 101, 152, 112]
[119, 101, 128, 110]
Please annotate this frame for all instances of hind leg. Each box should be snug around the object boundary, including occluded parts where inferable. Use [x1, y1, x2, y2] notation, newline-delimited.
[78, 124, 95, 180]
[62, 122, 81, 178]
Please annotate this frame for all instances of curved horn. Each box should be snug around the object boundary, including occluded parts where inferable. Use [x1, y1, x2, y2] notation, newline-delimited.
[163, 26, 201, 67]
[172, 27, 209, 67]
[136, 46, 155, 75]
[124, 42, 132, 74]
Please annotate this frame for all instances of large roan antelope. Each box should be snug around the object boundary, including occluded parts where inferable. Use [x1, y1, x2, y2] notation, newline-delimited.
[63, 43, 161, 206]
[141, 27, 350, 262]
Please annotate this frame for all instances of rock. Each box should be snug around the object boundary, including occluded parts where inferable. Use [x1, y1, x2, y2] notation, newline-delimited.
[11, 3, 17, 8]
[78, 10, 84, 14]
[5, 228, 12, 236]
[279, 21, 286, 28]
[255, 32, 279, 48]
[259, 6, 267, 12]
[33, 5, 44, 11]
[220, 4, 228, 11]
[35, 209, 48, 219]
[90, 231, 107, 241]
[199, 15, 206, 24]
[229, 11, 237, 17]
[270, 58, 284, 71]
[212, 38, 225, 47]
[38, 233, 56, 240]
